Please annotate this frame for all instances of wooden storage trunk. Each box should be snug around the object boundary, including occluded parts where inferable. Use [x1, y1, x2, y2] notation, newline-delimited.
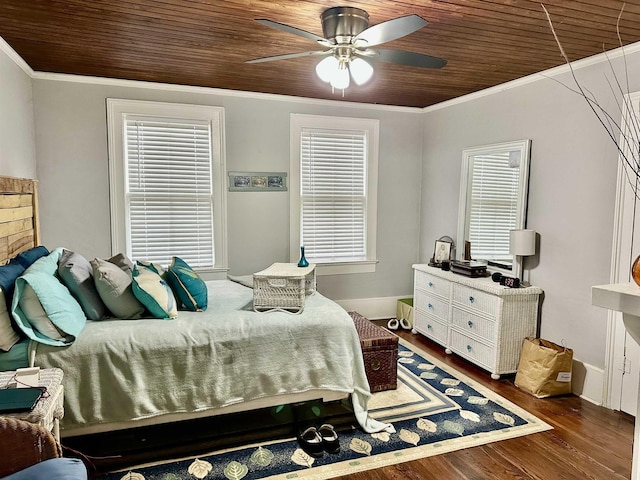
[349, 311, 398, 392]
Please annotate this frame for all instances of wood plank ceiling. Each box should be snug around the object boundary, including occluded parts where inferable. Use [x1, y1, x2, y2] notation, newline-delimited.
[2, 0, 640, 108]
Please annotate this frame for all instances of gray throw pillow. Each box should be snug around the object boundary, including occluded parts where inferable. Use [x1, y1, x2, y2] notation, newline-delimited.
[91, 258, 145, 319]
[58, 249, 109, 320]
[108, 253, 135, 277]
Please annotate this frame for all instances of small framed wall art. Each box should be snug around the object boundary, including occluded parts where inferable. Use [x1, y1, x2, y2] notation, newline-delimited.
[228, 172, 288, 192]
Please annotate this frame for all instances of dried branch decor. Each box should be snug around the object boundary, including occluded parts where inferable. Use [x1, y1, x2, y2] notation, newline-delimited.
[542, 3, 640, 198]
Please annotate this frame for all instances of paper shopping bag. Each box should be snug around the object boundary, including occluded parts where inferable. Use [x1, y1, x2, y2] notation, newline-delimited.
[514, 337, 573, 398]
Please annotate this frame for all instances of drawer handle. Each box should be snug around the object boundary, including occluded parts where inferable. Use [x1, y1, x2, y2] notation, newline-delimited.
[467, 320, 473, 328]
[427, 324, 432, 330]
[467, 344, 472, 352]
[428, 281, 434, 287]
[370, 359, 381, 371]
[469, 296, 475, 303]
[428, 303, 433, 309]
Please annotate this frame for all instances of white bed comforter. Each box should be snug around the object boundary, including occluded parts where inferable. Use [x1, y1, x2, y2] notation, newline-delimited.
[30, 280, 391, 434]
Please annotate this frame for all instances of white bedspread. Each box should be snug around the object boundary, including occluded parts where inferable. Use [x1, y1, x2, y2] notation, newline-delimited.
[30, 280, 391, 434]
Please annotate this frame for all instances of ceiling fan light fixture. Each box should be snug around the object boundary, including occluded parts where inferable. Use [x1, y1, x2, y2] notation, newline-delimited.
[315, 56, 339, 83]
[349, 57, 373, 85]
[330, 62, 350, 89]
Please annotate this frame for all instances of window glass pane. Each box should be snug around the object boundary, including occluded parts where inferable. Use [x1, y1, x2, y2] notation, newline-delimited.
[300, 127, 367, 263]
[125, 117, 214, 267]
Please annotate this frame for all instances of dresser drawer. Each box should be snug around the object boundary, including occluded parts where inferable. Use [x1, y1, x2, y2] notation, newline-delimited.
[415, 270, 450, 299]
[451, 307, 495, 343]
[449, 330, 493, 370]
[452, 284, 499, 317]
[415, 312, 448, 346]
[415, 290, 449, 323]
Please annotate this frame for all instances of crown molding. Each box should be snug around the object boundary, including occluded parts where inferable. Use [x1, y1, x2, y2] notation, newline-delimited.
[423, 40, 640, 113]
[0, 36, 34, 76]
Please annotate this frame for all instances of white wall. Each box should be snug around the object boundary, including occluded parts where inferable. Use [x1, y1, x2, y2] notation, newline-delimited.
[0, 43, 36, 178]
[421, 51, 640, 376]
[31, 79, 423, 302]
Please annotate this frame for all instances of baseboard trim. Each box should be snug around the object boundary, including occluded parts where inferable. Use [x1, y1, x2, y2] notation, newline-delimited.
[571, 358, 605, 406]
[335, 295, 410, 320]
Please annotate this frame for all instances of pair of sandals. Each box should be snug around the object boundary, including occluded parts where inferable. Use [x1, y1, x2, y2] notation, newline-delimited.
[297, 424, 340, 457]
[387, 317, 411, 331]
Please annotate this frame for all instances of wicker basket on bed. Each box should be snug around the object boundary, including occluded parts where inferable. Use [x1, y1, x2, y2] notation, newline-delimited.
[253, 263, 316, 313]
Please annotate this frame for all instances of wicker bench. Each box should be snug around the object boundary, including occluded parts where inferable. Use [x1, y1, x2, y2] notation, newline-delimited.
[349, 311, 398, 392]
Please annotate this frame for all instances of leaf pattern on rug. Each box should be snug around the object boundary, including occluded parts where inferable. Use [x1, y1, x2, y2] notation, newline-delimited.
[398, 351, 414, 357]
[441, 378, 461, 386]
[371, 431, 391, 442]
[444, 387, 464, 396]
[188, 459, 213, 479]
[467, 395, 489, 405]
[494, 412, 516, 426]
[119, 473, 144, 480]
[223, 461, 248, 480]
[291, 448, 316, 467]
[460, 410, 481, 423]
[399, 428, 420, 446]
[443, 420, 465, 436]
[250, 446, 274, 467]
[350, 438, 372, 455]
[416, 417, 437, 432]
[420, 371, 438, 380]
[398, 358, 415, 364]
[417, 363, 435, 370]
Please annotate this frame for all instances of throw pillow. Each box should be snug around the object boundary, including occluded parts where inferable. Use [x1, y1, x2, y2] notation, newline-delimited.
[166, 257, 208, 311]
[0, 287, 20, 351]
[91, 258, 145, 319]
[0, 260, 26, 309]
[12, 248, 86, 347]
[57, 249, 109, 320]
[107, 253, 135, 277]
[13, 246, 49, 269]
[132, 264, 178, 319]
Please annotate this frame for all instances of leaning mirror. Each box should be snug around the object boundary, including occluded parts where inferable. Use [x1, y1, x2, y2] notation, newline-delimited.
[456, 139, 531, 279]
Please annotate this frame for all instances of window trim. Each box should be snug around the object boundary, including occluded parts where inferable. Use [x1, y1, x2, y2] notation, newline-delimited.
[107, 98, 228, 272]
[290, 113, 379, 275]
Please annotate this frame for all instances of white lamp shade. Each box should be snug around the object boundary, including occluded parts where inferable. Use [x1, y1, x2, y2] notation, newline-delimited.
[330, 64, 350, 89]
[509, 229, 536, 256]
[316, 56, 339, 83]
[349, 58, 373, 85]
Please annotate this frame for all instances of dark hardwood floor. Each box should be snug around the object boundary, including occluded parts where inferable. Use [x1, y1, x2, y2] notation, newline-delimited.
[64, 320, 633, 479]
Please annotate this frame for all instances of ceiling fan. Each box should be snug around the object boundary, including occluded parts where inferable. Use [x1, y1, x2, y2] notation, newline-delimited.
[246, 6, 446, 90]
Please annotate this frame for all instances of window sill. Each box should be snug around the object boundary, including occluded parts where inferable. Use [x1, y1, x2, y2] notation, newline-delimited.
[314, 260, 378, 276]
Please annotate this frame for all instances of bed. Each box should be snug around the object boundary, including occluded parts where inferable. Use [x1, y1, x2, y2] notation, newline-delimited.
[0, 176, 391, 437]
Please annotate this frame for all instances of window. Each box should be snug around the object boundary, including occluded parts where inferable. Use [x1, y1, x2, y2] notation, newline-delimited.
[290, 114, 379, 275]
[107, 99, 227, 271]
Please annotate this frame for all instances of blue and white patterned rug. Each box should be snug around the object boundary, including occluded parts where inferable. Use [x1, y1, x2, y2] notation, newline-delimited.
[105, 339, 551, 480]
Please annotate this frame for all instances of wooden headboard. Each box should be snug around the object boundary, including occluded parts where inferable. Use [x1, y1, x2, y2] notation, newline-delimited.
[0, 176, 40, 265]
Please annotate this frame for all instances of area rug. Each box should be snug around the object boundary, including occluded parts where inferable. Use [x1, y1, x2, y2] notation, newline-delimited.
[104, 339, 551, 480]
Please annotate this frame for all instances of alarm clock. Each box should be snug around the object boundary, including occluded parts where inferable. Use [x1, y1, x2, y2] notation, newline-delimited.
[499, 276, 520, 288]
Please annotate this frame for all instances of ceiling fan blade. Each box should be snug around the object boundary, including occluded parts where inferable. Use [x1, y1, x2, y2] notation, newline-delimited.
[354, 15, 427, 47]
[255, 19, 331, 45]
[371, 48, 447, 68]
[246, 50, 329, 64]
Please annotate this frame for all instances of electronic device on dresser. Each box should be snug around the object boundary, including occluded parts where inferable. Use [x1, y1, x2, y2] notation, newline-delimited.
[491, 271, 520, 288]
[411, 264, 542, 379]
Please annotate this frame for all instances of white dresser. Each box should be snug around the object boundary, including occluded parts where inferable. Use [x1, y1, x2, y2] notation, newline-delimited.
[412, 264, 543, 379]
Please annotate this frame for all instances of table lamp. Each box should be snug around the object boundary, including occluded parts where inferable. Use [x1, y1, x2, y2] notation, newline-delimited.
[509, 229, 536, 281]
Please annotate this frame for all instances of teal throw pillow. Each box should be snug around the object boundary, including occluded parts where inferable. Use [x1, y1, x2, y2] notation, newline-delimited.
[132, 264, 178, 319]
[166, 257, 207, 311]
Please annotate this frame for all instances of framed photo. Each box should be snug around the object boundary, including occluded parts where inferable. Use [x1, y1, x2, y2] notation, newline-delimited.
[433, 239, 452, 264]
[228, 172, 287, 192]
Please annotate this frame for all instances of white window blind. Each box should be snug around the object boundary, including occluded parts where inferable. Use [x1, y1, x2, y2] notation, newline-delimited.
[125, 116, 214, 267]
[468, 152, 520, 260]
[300, 127, 367, 262]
